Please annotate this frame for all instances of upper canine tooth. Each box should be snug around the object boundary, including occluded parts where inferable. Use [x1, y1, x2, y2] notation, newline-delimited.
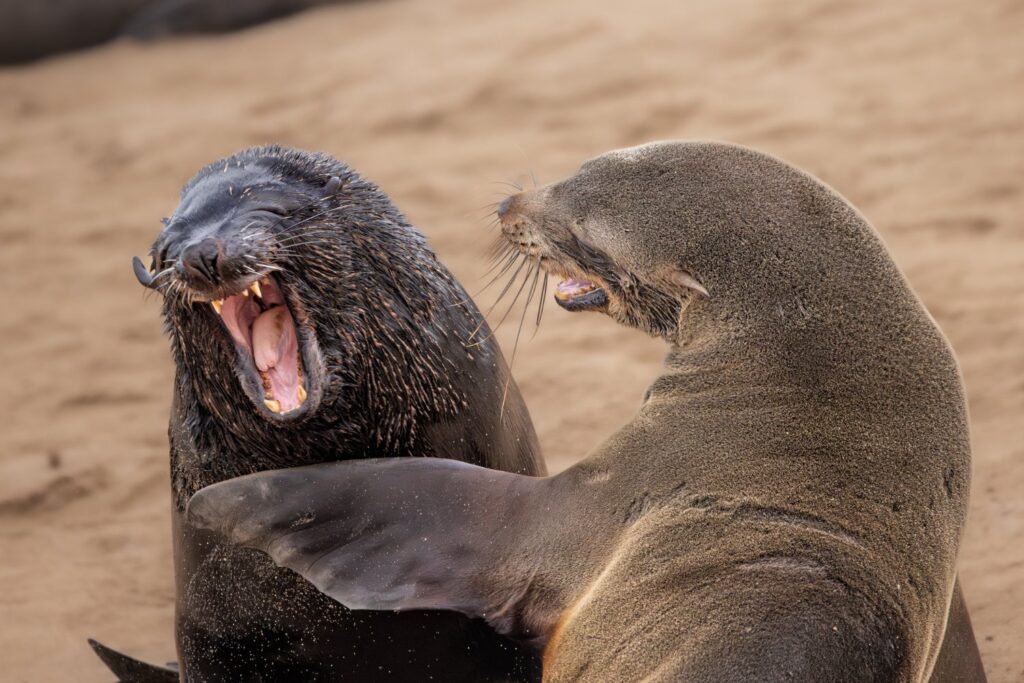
[211, 300, 223, 314]
[297, 385, 307, 402]
[250, 281, 262, 298]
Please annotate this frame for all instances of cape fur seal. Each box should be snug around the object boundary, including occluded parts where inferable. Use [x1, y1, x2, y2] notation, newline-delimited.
[91, 145, 544, 682]
[189, 141, 986, 682]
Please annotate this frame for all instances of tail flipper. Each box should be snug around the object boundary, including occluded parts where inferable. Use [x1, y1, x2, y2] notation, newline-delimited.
[88, 639, 179, 683]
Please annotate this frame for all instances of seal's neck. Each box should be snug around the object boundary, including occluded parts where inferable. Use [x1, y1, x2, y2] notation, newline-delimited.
[648, 213, 957, 428]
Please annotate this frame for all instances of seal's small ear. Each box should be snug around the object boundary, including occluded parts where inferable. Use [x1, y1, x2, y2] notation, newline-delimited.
[668, 269, 708, 297]
[132, 255, 156, 289]
[323, 176, 342, 196]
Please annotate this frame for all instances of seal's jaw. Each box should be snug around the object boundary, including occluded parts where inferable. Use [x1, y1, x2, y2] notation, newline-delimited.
[497, 195, 685, 338]
[206, 274, 320, 422]
[553, 278, 609, 312]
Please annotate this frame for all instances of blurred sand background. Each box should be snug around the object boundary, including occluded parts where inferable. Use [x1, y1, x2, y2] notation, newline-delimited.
[0, 0, 1021, 680]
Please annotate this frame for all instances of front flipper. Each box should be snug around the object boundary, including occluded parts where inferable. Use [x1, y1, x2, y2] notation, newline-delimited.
[88, 639, 178, 682]
[186, 458, 553, 638]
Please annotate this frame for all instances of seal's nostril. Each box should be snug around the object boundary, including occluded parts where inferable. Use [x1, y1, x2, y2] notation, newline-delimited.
[496, 195, 516, 219]
[181, 238, 225, 286]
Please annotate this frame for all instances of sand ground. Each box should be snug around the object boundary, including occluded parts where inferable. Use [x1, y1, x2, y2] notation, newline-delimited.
[0, 0, 1021, 680]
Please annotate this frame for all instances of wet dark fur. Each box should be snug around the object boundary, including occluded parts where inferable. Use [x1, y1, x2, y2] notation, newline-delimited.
[162, 147, 539, 504]
[97, 146, 544, 681]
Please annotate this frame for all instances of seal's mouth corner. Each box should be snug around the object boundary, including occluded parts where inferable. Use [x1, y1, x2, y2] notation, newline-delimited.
[207, 274, 315, 420]
[554, 278, 610, 312]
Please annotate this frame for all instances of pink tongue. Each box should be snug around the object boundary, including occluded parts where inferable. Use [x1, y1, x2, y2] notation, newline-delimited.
[252, 305, 301, 412]
[220, 296, 260, 349]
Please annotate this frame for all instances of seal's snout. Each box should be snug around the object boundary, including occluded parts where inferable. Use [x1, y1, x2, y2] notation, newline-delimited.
[179, 237, 229, 288]
[497, 193, 533, 247]
[496, 194, 517, 219]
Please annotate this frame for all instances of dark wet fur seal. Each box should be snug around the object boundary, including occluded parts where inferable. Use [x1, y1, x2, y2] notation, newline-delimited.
[0, 0, 356, 64]
[92, 145, 544, 681]
[190, 142, 985, 681]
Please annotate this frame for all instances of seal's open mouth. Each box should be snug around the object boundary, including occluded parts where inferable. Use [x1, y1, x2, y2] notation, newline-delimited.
[554, 278, 610, 312]
[209, 275, 309, 417]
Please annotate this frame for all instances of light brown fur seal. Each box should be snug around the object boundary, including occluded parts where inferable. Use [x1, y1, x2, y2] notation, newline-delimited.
[188, 141, 986, 682]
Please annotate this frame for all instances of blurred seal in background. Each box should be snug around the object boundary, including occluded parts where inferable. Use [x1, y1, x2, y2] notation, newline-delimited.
[0, 0, 365, 64]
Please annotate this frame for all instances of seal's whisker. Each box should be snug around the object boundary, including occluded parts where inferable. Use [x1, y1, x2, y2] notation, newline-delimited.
[484, 236, 514, 262]
[476, 202, 501, 220]
[522, 258, 542, 330]
[500, 260, 541, 413]
[467, 254, 527, 340]
[473, 257, 537, 347]
[487, 254, 528, 306]
[276, 235, 342, 248]
[486, 241, 513, 262]
[471, 244, 524, 296]
[273, 204, 353, 237]
[493, 180, 524, 192]
[274, 230, 341, 242]
[270, 239, 336, 253]
[487, 252, 528, 299]
[238, 220, 259, 237]
[494, 259, 539, 331]
[445, 248, 516, 310]
[272, 238, 338, 250]
[273, 229, 342, 244]
[269, 238, 342, 254]
[276, 224, 343, 236]
[270, 239, 337, 254]
[477, 252, 518, 288]
[151, 266, 175, 282]
[533, 271, 548, 335]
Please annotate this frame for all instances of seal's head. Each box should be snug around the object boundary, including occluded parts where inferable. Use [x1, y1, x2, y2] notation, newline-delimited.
[497, 141, 880, 343]
[496, 142, 724, 340]
[138, 151, 338, 422]
[136, 146, 474, 446]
